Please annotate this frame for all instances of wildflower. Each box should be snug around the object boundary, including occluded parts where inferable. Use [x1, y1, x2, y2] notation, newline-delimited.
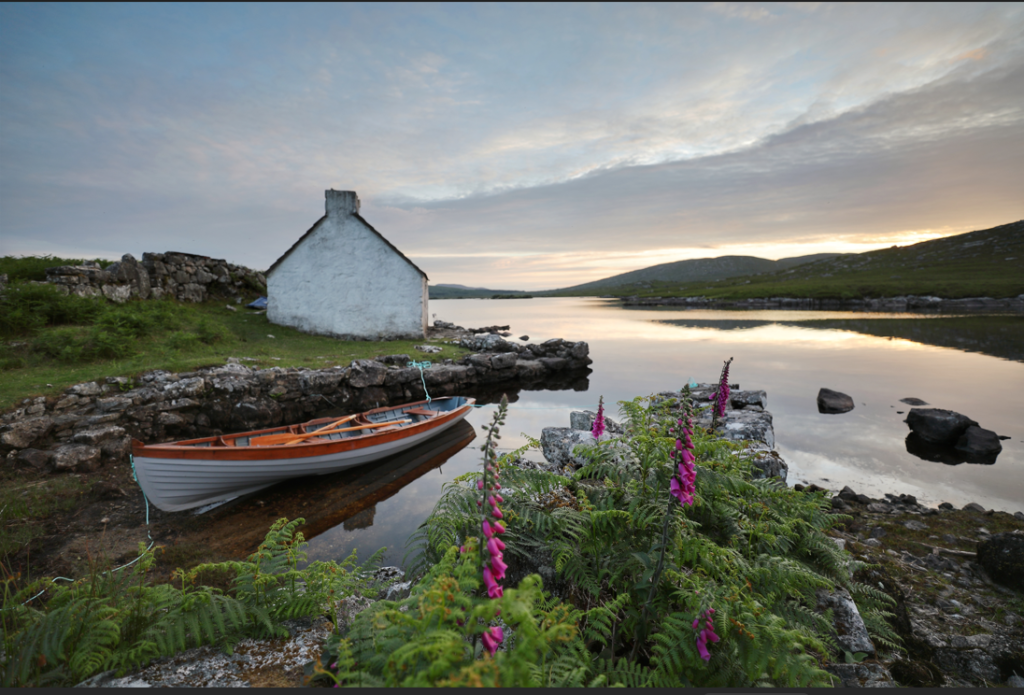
[592, 395, 606, 439]
[711, 358, 733, 420]
[669, 417, 696, 507]
[481, 625, 504, 656]
[482, 567, 503, 599]
[693, 608, 719, 661]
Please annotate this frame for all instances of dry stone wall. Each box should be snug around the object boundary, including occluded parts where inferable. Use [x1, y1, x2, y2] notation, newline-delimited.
[1, 339, 592, 474]
[42, 252, 266, 304]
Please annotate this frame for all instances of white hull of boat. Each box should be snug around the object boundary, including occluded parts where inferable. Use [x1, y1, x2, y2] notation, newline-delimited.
[132, 399, 473, 512]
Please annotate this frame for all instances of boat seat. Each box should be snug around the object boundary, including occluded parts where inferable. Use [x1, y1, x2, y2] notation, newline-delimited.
[406, 408, 439, 418]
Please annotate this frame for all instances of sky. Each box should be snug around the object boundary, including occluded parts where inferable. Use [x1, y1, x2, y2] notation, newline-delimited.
[1, 2, 1022, 290]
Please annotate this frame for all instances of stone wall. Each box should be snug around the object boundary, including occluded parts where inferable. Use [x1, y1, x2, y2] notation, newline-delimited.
[43, 252, 266, 304]
[1, 338, 592, 474]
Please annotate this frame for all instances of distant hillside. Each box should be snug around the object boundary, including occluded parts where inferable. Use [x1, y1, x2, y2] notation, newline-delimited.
[608, 220, 1024, 301]
[429, 284, 530, 299]
[545, 253, 847, 294]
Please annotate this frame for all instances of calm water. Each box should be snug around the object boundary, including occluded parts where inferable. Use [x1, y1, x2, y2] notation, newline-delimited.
[303, 298, 1024, 568]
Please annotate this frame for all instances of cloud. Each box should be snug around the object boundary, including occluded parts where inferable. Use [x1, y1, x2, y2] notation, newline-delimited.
[1, 3, 1022, 289]
[705, 3, 777, 22]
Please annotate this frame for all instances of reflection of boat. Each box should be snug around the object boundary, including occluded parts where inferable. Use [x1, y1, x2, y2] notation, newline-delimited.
[131, 397, 475, 512]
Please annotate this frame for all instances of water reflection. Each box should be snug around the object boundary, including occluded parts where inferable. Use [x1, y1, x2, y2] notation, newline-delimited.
[905, 432, 998, 466]
[656, 315, 1024, 363]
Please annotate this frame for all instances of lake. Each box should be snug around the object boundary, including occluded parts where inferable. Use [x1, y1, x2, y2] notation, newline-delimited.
[302, 297, 1024, 568]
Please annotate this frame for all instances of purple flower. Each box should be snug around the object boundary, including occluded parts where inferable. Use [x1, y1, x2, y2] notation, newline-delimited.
[713, 359, 733, 418]
[670, 417, 696, 506]
[490, 553, 508, 581]
[482, 567, 503, 599]
[694, 608, 719, 661]
[481, 625, 504, 655]
[592, 396, 606, 439]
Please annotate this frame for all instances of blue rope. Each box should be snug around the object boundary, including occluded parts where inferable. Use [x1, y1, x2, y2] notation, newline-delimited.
[408, 360, 433, 402]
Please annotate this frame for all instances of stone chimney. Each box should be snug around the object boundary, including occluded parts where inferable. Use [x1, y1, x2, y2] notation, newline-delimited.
[325, 189, 360, 217]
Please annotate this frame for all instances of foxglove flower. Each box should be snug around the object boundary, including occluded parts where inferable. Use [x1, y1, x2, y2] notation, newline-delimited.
[670, 417, 696, 506]
[592, 396, 606, 439]
[693, 608, 719, 661]
[481, 625, 504, 656]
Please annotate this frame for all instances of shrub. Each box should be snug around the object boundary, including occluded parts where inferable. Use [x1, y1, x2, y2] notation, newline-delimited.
[0, 283, 103, 337]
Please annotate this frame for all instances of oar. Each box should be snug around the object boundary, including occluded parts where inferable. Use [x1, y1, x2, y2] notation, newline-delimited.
[249, 414, 357, 447]
[280, 419, 411, 446]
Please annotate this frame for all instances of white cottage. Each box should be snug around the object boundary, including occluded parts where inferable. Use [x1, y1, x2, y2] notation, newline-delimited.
[266, 190, 428, 340]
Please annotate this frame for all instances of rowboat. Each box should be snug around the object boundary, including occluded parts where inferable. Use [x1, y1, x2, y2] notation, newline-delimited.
[131, 396, 475, 512]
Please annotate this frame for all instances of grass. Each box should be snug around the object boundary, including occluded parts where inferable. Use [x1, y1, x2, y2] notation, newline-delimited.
[0, 255, 113, 283]
[544, 220, 1024, 300]
[0, 273, 469, 411]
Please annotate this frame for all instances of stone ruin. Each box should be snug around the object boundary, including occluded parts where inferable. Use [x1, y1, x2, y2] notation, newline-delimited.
[42, 251, 267, 304]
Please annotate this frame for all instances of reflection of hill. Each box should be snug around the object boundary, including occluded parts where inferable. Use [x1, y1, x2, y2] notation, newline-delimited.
[656, 316, 1024, 362]
[783, 316, 1024, 363]
[657, 319, 774, 331]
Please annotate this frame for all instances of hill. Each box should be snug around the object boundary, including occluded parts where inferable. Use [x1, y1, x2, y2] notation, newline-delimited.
[429, 284, 530, 299]
[552, 221, 1024, 300]
[544, 253, 847, 295]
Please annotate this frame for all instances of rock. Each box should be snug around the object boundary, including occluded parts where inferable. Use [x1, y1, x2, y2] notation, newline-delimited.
[1, 416, 54, 449]
[71, 425, 126, 446]
[869, 526, 887, 539]
[519, 335, 529, 341]
[905, 408, 979, 445]
[348, 359, 387, 388]
[569, 410, 623, 435]
[459, 333, 519, 353]
[903, 520, 929, 531]
[745, 449, 788, 482]
[939, 502, 955, 510]
[867, 502, 893, 514]
[839, 486, 859, 501]
[51, 444, 102, 472]
[14, 448, 52, 469]
[963, 502, 987, 513]
[954, 426, 1003, 460]
[825, 662, 896, 687]
[1008, 674, 1024, 688]
[74, 615, 332, 687]
[816, 586, 876, 657]
[540, 427, 596, 471]
[817, 388, 854, 414]
[900, 397, 929, 406]
[730, 389, 767, 409]
[715, 409, 775, 450]
[977, 533, 1024, 592]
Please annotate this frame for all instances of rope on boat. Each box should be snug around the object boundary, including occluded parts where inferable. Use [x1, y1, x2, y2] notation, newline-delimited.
[408, 360, 433, 402]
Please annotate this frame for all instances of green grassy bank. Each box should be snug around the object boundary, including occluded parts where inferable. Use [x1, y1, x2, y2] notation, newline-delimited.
[545, 220, 1024, 300]
[0, 265, 467, 412]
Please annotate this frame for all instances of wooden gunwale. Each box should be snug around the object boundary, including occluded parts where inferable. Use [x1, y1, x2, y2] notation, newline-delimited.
[133, 398, 474, 461]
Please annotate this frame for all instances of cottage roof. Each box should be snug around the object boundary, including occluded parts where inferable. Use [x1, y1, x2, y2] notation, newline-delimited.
[265, 210, 428, 280]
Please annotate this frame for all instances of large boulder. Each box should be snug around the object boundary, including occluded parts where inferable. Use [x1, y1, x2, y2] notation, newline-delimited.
[954, 426, 1003, 460]
[905, 408, 978, 445]
[817, 388, 854, 414]
[976, 533, 1024, 592]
